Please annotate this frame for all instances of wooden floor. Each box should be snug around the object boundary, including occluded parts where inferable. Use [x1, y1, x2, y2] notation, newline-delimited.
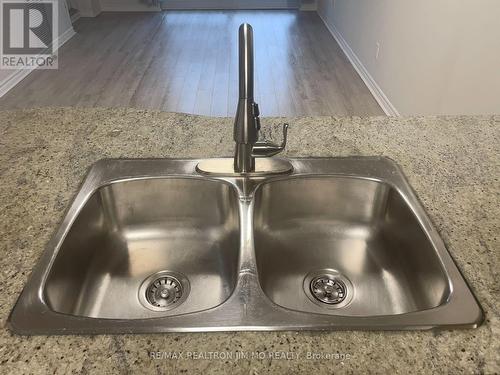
[0, 11, 384, 116]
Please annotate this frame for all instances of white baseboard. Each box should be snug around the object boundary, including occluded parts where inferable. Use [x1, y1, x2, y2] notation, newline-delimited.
[0, 68, 31, 98]
[318, 13, 399, 116]
[57, 26, 77, 48]
[70, 10, 81, 23]
[0, 27, 76, 98]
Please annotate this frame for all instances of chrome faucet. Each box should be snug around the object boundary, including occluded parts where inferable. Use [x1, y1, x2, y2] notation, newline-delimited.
[197, 23, 291, 176]
[233, 23, 288, 173]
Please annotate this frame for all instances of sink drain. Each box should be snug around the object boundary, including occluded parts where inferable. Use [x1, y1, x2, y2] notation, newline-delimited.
[139, 271, 190, 311]
[310, 275, 347, 304]
[303, 269, 353, 308]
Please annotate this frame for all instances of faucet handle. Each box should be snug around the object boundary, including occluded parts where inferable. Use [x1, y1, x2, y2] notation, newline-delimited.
[252, 123, 288, 157]
[252, 103, 261, 131]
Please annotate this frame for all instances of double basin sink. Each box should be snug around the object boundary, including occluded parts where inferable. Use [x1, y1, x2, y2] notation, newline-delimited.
[8, 157, 483, 334]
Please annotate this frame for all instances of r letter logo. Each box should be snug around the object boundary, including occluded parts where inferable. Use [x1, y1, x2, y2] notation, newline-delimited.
[1, 0, 59, 69]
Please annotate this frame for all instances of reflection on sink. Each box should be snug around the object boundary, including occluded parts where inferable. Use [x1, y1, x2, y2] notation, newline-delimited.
[44, 178, 240, 319]
[254, 176, 450, 316]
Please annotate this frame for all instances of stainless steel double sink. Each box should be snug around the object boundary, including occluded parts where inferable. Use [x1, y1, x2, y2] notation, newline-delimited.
[8, 157, 483, 334]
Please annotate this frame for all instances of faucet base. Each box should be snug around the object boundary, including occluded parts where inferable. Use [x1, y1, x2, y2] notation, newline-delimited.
[196, 158, 293, 176]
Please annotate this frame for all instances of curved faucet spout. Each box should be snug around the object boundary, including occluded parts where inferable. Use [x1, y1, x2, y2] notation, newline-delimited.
[233, 23, 288, 173]
[239, 23, 254, 101]
[233, 23, 259, 172]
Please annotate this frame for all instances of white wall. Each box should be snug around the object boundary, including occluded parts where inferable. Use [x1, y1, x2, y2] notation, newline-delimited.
[317, 0, 500, 115]
[0, 0, 75, 97]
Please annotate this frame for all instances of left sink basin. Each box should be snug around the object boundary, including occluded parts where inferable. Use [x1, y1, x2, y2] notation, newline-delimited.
[41, 175, 240, 320]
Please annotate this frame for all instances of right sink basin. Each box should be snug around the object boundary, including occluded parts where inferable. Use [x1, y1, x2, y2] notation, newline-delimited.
[254, 176, 451, 317]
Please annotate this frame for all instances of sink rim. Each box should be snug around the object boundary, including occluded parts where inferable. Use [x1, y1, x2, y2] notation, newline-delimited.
[8, 157, 484, 334]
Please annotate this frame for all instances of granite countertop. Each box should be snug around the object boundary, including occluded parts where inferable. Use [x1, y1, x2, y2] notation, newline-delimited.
[0, 107, 498, 374]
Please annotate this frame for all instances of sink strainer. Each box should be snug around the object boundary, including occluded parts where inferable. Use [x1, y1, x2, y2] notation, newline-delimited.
[139, 271, 190, 312]
[310, 275, 347, 304]
[303, 269, 353, 308]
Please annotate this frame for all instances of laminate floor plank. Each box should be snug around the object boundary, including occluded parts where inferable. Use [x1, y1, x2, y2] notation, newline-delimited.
[0, 10, 384, 117]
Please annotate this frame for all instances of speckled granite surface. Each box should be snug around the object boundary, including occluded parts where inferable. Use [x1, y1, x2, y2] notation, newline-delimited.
[0, 107, 498, 374]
